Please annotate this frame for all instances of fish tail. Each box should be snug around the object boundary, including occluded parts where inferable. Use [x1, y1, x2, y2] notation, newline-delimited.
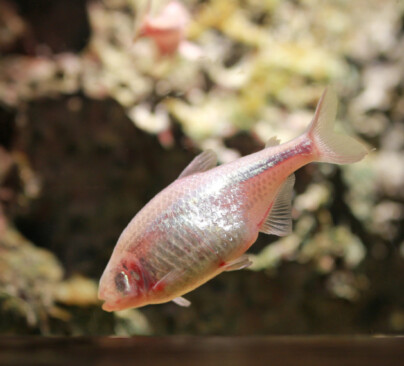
[307, 88, 368, 164]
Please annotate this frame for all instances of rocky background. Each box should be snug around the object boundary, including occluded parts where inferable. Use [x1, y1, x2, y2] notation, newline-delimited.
[0, 0, 403, 335]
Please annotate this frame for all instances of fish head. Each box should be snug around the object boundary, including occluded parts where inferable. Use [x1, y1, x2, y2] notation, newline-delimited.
[98, 255, 149, 311]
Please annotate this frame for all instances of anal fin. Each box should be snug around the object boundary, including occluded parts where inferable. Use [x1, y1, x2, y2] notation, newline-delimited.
[260, 174, 295, 236]
[172, 296, 191, 307]
[222, 255, 252, 272]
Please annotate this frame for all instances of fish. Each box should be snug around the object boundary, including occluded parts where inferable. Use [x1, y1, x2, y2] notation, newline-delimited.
[134, 0, 190, 56]
[98, 88, 368, 311]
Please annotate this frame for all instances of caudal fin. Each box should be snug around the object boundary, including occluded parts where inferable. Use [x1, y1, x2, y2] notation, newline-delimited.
[307, 88, 368, 164]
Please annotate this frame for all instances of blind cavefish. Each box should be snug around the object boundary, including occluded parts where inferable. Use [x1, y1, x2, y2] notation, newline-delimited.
[98, 89, 368, 311]
[134, 0, 190, 56]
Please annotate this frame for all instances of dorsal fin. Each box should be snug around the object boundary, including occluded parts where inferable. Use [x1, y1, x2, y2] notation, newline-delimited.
[259, 174, 295, 236]
[265, 136, 281, 148]
[178, 149, 217, 178]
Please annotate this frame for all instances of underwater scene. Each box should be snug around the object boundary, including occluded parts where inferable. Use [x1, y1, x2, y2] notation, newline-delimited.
[0, 0, 404, 337]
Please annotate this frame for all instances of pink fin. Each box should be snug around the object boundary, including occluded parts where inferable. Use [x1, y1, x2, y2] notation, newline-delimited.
[222, 255, 252, 272]
[152, 270, 182, 292]
[265, 136, 281, 148]
[172, 296, 191, 307]
[260, 174, 295, 236]
[307, 88, 368, 164]
[178, 150, 217, 178]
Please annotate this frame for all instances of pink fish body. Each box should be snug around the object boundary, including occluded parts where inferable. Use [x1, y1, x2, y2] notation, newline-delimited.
[135, 0, 190, 56]
[98, 89, 367, 311]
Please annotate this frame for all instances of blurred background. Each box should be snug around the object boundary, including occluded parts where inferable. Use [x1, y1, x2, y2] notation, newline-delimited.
[0, 0, 403, 336]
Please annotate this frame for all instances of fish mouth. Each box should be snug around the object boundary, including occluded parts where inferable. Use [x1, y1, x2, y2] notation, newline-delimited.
[97, 277, 129, 312]
[98, 286, 116, 312]
[98, 293, 123, 312]
[101, 300, 117, 312]
[98, 272, 146, 311]
[100, 298, 143, 312]
[98, 289, 144, 312]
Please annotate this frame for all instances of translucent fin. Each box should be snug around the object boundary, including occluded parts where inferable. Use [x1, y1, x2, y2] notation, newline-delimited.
[307, 88, 368, 164]
[152, 270, 182, 291]
[260, 174, 295, 236]
[178, 150, 218, 178]
[265, 136, 281, 148]
[172, 296, 191, 307]
[222, 255, 252, 271]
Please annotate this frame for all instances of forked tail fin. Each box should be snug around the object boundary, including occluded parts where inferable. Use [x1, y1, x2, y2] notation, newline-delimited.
[307, 88, 368, 164]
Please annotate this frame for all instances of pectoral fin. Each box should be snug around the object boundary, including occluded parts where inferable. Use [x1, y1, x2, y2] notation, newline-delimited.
[259, 174, 295, 236]
[222, 255, 252, 271]
[172, 296, 191, 307]
[178, 150, 217, 178]
[152, 270, 183, 291]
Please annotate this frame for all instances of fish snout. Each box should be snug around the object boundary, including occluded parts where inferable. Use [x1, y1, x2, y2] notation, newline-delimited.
[98, 279, 115, 311]
[98, 284, 130, 312]
[99, 293, 144, 312]
[98, 261, 150, 311]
